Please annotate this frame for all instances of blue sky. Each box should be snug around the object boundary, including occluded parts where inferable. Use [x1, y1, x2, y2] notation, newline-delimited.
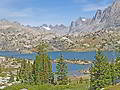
[0, 0, 114, 26]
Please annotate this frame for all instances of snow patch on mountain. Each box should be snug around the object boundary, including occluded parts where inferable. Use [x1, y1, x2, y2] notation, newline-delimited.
[82, 19, 86, 22]
[42, 26, 51, 30]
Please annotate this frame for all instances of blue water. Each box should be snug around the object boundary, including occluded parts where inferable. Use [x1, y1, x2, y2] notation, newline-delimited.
[0, 51, 118, 60]
[0, 51, 119, 76]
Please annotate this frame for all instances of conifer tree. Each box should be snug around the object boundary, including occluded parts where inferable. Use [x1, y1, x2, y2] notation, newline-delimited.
[56, 54, 68, 85]
[90, 50, 111, 90]
[26, 61, 33, 84]
[0, 65, 2, 73]
[18, 60, 33, 83]
[109, 61, 117, 85]
[115, 57, 120, 82]
[31, 60, 36, 83]
[115, 47, 120, 84]
[33, 41, 53, 84]
[18, 60, 27, 83]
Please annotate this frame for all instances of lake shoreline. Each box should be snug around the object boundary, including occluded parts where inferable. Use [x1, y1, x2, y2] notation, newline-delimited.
[52, 59, 92, 65]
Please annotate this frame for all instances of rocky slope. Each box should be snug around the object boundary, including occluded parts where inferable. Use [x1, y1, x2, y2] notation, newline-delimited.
[69, 27, 120, 51]
[0, 19, 59, 52]
[69, 0, 120, 36]
[50, 0, 120, 51]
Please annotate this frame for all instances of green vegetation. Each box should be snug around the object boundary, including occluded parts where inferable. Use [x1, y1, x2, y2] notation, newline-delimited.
[35, 42, 48, 53]
[90, 50, 120, 90]
[32, 53, 53, 84]
[104, 84, 120, 90]
[90, 51, 111, 90]
[3, 81, 89, 90]
[0, 64, 2, 73]
[17, 42, 53, 84]
[17, 60, 33, 84]
[2, 43, 120, 90]
[56, 54, 68, 85]
[16, 42, 69, 86]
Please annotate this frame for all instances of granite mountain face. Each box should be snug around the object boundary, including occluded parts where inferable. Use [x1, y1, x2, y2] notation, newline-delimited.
[69, 0, 120, 36]
[0, 0, 120, 52]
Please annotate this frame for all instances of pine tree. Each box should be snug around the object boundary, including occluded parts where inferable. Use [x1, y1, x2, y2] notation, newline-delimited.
[34, 53, 52, 84]
[17, 42, 53, 85]
[26, 61, 33, 84]
[33, 42, 53, 84]
[115, 57, 120, 82]
[32, 60, 37, 84]
[90, 50, 111, 90]
[0, 65, 2, 73]
[109, 61, 117, 85]
[18, 60, 33, 83]
[115, 47, 120, 84]
[56, 54, 68, 85]
[18, 60, 27, 83]
[36, 41, 48, 54]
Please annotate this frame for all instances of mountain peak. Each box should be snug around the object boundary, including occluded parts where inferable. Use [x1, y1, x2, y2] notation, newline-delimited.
[111, 0, 120, 12]
[0, 19, 9, 23]
[69, 0, 120, 36]
[94, 9, 102, 20]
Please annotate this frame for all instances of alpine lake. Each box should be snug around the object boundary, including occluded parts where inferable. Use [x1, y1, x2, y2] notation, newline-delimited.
[0, 51, 119, 76]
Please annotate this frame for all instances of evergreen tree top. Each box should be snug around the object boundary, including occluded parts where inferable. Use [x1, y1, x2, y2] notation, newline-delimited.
[36, 41, 48, 54]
